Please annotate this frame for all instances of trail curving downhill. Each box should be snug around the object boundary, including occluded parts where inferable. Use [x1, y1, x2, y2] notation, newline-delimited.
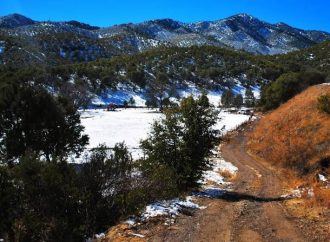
[148, 129, 312, 242]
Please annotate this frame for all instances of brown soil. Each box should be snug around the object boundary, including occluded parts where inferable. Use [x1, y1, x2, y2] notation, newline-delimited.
[102, 125, 330, 242]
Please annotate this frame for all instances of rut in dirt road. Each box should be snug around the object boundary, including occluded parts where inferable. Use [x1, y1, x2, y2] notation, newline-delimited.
[150, 132, 311, 242]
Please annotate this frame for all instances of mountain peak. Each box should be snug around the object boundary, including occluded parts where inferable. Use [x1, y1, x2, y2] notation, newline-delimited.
[65, 20, 100, 30]
[229, 13, 258, 21]
[148, 18, 183, 29]
[0, 13, 35, 28]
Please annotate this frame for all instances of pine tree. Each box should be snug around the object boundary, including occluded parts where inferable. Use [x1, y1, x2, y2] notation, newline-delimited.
[128, 97, 136, 106]
[0, 84, 89, 162]
[221, 89, 234, 107]
[146, 72, 168, 111]
[141, 95, 219, 191]
[234, 94, 243, 108]
[245, 87, 255, 107]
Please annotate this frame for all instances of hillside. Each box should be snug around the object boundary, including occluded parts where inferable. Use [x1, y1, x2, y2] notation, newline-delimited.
[0, 13, 330, 66]
[1, 40, 330, 108]
[248, 84, 330, 177]
[270, 40, 330, 74]
[0, 45, 266, 107]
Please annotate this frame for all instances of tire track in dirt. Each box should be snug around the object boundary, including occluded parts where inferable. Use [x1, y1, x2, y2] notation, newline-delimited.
[148, 130, 309, 242]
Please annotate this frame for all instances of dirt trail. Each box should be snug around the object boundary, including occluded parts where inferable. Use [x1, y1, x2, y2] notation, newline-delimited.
[148, 131, 310, 242]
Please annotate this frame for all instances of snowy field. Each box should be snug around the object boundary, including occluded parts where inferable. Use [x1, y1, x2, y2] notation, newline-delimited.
[80, 108, 250, 159]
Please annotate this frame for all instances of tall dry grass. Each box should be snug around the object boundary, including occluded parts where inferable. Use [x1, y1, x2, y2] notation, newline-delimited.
[249, 84, 330, 174]
[249, 84, 330, 207]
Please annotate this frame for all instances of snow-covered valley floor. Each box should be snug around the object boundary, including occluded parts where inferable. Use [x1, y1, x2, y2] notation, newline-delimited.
[80, 108, 251, 160]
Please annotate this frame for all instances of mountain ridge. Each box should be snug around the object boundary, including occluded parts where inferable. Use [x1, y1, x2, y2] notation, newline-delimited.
[1, 13, 330, 66]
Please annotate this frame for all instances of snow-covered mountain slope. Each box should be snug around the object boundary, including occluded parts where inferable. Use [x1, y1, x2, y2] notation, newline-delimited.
[91, 82, 260, 108]
[0, 13, 35, 28]
[0, 13, 329, 66]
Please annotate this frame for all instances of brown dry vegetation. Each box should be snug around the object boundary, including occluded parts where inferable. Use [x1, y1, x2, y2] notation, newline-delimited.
[248, 84, 330, 207]
[100, 224, 146, 242]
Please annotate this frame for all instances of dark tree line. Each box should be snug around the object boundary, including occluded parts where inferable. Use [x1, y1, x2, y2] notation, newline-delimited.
[260, 71, 326, 110]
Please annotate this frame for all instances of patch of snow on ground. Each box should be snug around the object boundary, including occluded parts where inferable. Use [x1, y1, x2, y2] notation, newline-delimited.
[92, 89, 146, 106]
[281, 187, 315, 199]
[124, 196, 204, 226]
[319, 174, 327, 182]
[200, 157, 238, 185]
[94, 233, 105, 239]
[215, 111, 251, 133]
[128, 233, 145, 238]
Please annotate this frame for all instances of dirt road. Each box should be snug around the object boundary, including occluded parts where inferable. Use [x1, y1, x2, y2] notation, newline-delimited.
[148, 131, 312, 242]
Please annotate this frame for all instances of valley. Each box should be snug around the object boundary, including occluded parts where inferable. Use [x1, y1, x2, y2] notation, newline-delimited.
[1, 4, 330, 241]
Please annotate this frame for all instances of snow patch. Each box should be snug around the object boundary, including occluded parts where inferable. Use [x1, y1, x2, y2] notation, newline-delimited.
[200, 157, 238, 185]
[125, 196, 204, 226]
[318, 174, 327, 182]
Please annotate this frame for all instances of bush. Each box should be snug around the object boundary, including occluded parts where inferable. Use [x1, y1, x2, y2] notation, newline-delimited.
[317, 94, 330, 114]
[0, 143, 155, 241]
[141, 94, 219, 191]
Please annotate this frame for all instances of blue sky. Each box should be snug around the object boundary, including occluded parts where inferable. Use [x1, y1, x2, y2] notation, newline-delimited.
[1, 0, 329, 32]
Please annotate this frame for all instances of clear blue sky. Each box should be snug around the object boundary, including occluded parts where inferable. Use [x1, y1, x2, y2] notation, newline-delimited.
[1, 0, 329, 32]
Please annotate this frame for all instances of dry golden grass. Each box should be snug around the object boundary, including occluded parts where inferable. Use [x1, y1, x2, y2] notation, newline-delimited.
[248, 84, 330, 207]
[100, 224, 146, 242]
[249, 84, 330, 172]
[219, 169, 236, 180]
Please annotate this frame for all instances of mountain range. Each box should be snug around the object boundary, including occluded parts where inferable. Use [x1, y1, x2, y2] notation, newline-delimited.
[0, 13, 330, 66]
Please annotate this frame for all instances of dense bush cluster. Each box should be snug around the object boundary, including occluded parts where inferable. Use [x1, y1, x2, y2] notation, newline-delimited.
[0, 143, 160, 241]
[0, 83, 89, 162]
[260, 71, 326, 110]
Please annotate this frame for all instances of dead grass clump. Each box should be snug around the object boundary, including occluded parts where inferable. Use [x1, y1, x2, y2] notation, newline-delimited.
[311, 185, 330, 209]
[219, 170, 236, 181]
[101, 224, 146, 242]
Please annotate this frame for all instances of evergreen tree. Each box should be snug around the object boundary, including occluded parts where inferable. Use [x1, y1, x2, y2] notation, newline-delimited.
[221, 89, 234, 108]
[317, 94, 330, 115]
[244, 87, 255, 107]
[128, 97, 136, 106]
[234, 94, 243, 108]
[123, 100, 128, 108]
[141, 95, 219, 190]
[146, 72, 168, 111]
[0, 84, 89, 162]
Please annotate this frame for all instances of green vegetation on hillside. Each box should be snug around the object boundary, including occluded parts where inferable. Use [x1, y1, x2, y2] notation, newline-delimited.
[317, 93, 330, 115]
[260, 71, 326, 110]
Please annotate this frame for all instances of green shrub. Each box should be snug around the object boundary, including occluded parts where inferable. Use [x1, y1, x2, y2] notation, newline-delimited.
[317, 93, 330, 114]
